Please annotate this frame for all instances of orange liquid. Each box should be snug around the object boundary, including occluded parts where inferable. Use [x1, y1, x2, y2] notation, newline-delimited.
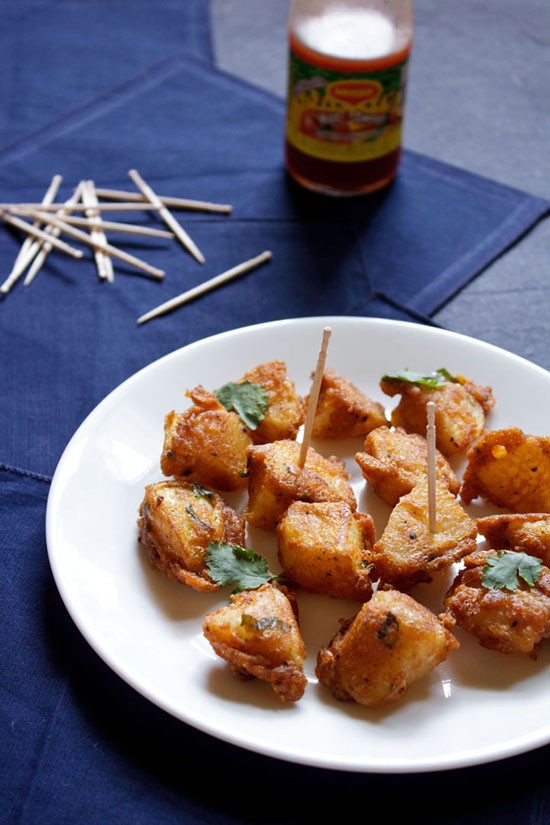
[285, 17, 412, 196]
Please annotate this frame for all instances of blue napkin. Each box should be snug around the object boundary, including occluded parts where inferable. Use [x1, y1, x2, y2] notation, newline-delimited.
[0, 52, 547, 478]
[0, 0, 213, 150]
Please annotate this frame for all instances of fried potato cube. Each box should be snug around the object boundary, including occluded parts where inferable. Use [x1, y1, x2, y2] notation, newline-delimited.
[355, 425, 460, 506]
[380, 373, 495, 456]
[460, 428, 550, 512]
[370, 478, 477, 589]
[238, 360, 305, 444]
[276, 501, 375, 600]
[305, 367, 387, 438]
[161, 385, 253, 491]
[441, 549, 550, 658]
[476, 513, 550, 566]
[244, 439, 357, 531]
[137, 480, 245, 591]
[203, 583, 307, 702]
[316, 589, 459, 707]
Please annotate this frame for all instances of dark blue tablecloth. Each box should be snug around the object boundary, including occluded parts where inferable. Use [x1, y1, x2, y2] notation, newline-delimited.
[1, 6, 549, 823]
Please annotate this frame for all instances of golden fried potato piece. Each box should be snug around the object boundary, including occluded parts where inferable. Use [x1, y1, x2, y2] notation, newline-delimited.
[380, 373, 495, 456]
[203, 583, 307, 702]
[305, 367, 387, 438]
[316, 589, 459, 707]
[441, 549, 550, 658]
[137, 480, 245, 591]
[476, 513, 550, 566]
[355, 425, 460, 506]
[276, 501, 375, 600]
[460, 428, 550, 512]
[238, 360, 305, 444]
[370, 478, 477, 589]
[161, 385, 253, 491]
[244, 439, 356, 531]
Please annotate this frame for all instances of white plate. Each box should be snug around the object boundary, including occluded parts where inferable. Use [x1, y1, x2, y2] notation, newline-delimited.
[46, 316, 550, 774]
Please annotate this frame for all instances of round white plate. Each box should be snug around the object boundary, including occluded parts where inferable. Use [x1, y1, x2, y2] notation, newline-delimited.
[46, 316, 550, 774]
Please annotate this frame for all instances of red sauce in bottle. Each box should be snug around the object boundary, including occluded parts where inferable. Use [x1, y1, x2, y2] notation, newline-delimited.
[285, 6, 412, 196]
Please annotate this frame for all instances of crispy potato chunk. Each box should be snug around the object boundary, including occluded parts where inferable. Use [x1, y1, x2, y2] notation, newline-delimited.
[238, 360, 305, 444]
[161, 385, 252, 491]
[203, 583, 307, 702]
[370, 478, 477, 589]
[276, 501, 375, 600]
[460, 428, 550, 512]
[355, 425, 460, 506]
[476, 513, 550, 566]
[380, 373, 495, 456]
[305, 367, 387, 438]
[316, 589, 459, 707]
[441, 549, 550, 658]
[137, 480, 245, 591]
[244, 439, 356, 531]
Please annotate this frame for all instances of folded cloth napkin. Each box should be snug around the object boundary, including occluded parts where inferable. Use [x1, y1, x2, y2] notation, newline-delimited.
[2, 464, 549, 823]
[0, 0, 213, 150]
[0, 52, 547, 482]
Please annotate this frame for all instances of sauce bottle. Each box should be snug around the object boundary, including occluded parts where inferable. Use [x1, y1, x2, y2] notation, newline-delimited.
[284, 0, 413, 196]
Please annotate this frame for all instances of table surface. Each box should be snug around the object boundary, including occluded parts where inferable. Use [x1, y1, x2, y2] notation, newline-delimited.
[211, 0, 549, 371]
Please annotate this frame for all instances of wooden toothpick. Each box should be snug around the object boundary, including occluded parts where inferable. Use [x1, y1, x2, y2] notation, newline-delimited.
[0, 174, 62, 294]
[94, 187, 232, 214]
[128, 169, 205, 264]
[426, 401, 437, 533]
[298, 327, 332, 469]
[81, 180, 114, 282]
[137, 250, 272, 324]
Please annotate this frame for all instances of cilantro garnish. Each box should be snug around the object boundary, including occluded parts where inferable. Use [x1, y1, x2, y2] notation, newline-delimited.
[191, 482, 214, 499]
[481, 550, 543, 591]
[185, 504, 212, 531]
[382, 368, 457, 388]
[214, 381, 268, 430]
[205, 541, 280, 593]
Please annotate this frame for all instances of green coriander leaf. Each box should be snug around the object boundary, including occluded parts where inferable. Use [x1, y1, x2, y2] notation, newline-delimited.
[481, 550, 543, 591]
[205, 541, 279, 593]
[185, 504, 212, 531]
[191, 482, 214, 499]
[241, 614, 291, 632]
[382, 368, 458, 388]
[214, 381, 268, 430]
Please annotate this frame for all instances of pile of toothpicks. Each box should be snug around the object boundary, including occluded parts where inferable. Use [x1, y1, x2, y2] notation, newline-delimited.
[0, 169, 272, 324]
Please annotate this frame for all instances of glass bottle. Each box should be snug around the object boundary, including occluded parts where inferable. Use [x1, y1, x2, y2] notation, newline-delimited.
[284, 0, 414, 196]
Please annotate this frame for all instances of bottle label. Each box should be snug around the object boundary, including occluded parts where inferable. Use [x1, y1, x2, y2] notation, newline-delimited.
[285, 49, 409, 163]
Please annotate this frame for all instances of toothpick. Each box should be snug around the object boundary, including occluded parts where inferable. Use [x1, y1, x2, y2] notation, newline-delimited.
[6, 202, 161, 212]
[426, 401, 437, 533]
[0, 174, 62, 294]
[298, 327, 332, 469]
[23, 184, 84, 286]
[128, 169, 205, 264]
[41, 213, 174, 238]
[94, 187, 232, 214]
[27, 209, 165, 279]
[0, 210, 84, 259]
[81, 180, 114, 282]
[137, 250, 272, 324]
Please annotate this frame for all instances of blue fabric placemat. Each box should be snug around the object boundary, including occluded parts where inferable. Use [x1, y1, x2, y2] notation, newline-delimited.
[0, 52, 547, 478]
[1, 45, 550, 825]
[0, 0, 213, 151]
[1, 468, 548, 825]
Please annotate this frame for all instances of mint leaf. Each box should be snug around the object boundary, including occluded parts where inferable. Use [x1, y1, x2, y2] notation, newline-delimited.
[214, 381, 268, 429]
[382, 368, 457, 388]
[481, 550, 543, 591]
[205, 541, 279, 593]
